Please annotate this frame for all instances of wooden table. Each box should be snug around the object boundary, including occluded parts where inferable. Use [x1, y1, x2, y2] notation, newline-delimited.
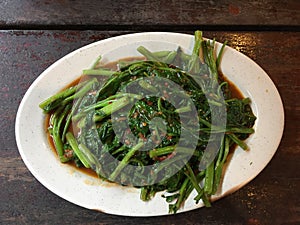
[1, 1, 299, 224]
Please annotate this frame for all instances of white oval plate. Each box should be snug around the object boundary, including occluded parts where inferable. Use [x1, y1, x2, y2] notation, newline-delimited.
[15, 32, 284, 216]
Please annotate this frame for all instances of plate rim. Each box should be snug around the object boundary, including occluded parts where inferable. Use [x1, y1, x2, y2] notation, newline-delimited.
[15, 31, 285, 216]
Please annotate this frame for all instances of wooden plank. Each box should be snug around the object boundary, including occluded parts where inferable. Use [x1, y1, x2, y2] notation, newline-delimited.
[0, 0, 299, 28]
[0, 30, 299, 224]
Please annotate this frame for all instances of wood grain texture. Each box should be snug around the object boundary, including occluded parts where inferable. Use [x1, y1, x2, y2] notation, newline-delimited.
[0, 30, 299, 224]
[0, 0, 299, 29]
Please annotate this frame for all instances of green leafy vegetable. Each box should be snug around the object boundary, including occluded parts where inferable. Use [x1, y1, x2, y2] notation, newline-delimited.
[40, 31, 256, 213]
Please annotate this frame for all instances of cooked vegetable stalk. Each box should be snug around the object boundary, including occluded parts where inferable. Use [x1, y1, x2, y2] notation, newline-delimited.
[40, 30, 256, 214]
[66, 132, 90, 168]
[109, 142, 144, 181]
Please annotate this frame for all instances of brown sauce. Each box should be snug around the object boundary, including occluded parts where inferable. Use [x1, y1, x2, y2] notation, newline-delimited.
[45, 57, 244, 177]
[224, 76, 244, 99]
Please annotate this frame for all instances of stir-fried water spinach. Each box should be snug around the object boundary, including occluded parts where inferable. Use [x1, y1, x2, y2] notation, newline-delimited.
[39, 31, 256, 213]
